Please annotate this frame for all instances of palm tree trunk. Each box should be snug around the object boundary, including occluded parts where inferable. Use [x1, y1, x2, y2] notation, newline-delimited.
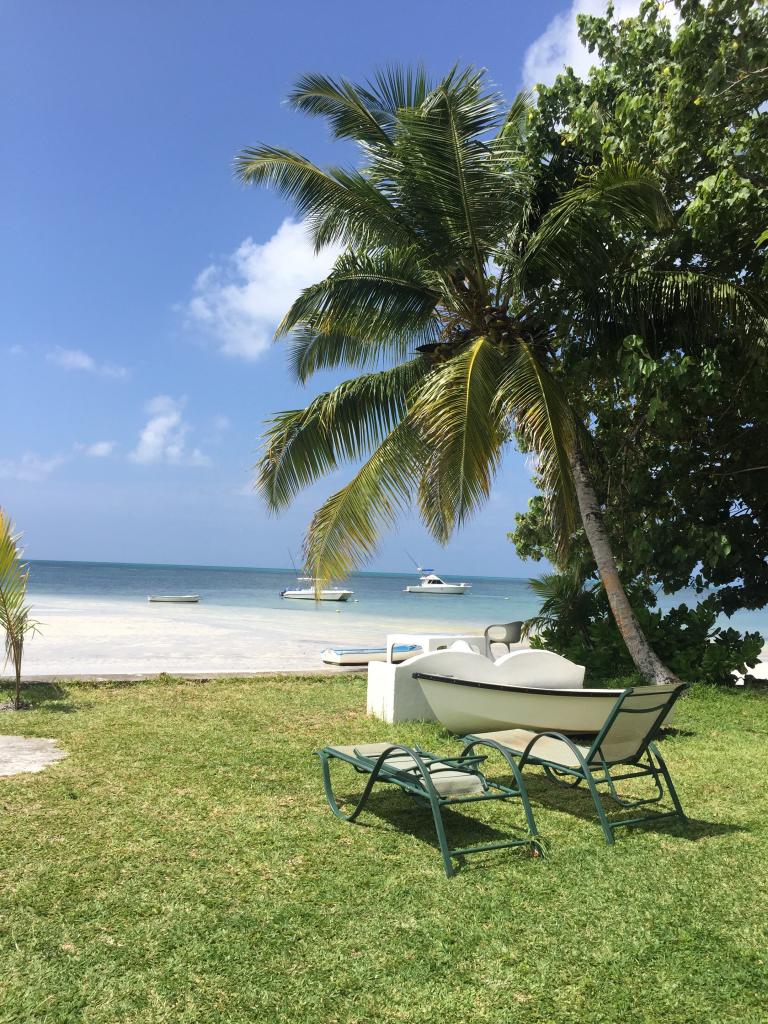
[13, 640, 22, 710]
[569, 446, 678, 684]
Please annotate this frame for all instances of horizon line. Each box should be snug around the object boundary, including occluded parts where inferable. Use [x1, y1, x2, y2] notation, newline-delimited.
[27, 556, 531, 584]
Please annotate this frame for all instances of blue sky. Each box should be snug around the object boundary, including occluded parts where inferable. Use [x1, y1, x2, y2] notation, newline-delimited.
[0, 0, 613, 576]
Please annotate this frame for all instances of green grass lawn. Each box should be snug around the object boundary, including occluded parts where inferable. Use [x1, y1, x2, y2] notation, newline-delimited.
[1, 675, 767, 1024]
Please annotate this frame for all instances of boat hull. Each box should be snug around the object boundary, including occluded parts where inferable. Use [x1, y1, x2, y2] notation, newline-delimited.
[148, 595, 200, 603]
[282, 589, 353, 601]
[416, 674, 624, 734]
[404, 585, 469, 595]
[322, 644, 419, 666]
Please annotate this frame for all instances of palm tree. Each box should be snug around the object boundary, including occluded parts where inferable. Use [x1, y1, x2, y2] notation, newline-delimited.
[0, 509, 39, 710]
[236, 67, 764, 684]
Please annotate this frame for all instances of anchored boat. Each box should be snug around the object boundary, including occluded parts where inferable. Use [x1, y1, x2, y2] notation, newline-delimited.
[404, 571, 471, 595]
[281, 578, 353, 601]
[148, 594, 200, 603]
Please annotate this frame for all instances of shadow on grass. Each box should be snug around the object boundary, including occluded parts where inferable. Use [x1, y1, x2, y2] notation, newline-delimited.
[510, 772, 743, 842]
[0, 682, 78, 713]
[332, 786, 534, 858]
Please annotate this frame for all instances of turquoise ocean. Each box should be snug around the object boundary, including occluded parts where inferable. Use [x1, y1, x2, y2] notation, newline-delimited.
[27, 559, 768, 640]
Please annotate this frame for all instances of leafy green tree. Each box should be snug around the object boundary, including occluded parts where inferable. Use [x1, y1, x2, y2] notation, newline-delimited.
[512, 0, 768, 627]
[236, 67, 761, 683]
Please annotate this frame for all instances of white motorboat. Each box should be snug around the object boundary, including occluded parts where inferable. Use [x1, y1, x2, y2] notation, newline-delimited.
[404, 571, 471, 595]
[148, 594, 200, 603]
[281, 578, 353, 602]
[322, 644, 420, 666]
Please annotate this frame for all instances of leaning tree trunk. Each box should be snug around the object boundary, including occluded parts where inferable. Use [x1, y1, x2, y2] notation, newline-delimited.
[569, 447, 678, 684]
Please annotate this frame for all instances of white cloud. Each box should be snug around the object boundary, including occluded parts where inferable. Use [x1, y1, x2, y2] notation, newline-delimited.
[129, 395, 210, 467]
[9, 344, 25, 356]
[185, 219, 341, 360]
[76, 441, 117, 458]
[48, 347, 129, 379]
[0, 452, 67, 482]
[523, 1, 679, 88]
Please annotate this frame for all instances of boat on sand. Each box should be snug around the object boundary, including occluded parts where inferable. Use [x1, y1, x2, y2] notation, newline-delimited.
[322, 644, 420, 666]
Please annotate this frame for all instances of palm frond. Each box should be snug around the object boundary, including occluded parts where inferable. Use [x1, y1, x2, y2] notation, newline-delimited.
[256, 359, 428, 510]
[277, 248, 439, 346]
[412, 337, 507, 542]
[496, 341, 579, 562]
[365, 65, 433, 122]
[524, 570, 598, 641]
[0, 509, 30, 634]
[288, 72, 395, 147]
[524, 160, 670, 283]
[0, 509, 38, 703]
[234, 147, 415, 252]
[608, 270, 768, 341]
[288, 66, 435, 150]
[286, 318, 440, 382]
[302, 421, 424, 581]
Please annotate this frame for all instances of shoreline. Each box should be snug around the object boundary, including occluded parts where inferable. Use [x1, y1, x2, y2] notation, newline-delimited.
[17, 586, 768, 679]
[19, 592, 486, 677]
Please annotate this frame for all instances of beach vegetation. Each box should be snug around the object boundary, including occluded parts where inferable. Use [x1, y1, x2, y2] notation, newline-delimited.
[1, 673, 767, 1022]
[512, 0, 768, 647]
[237, 67, 762, 684]
[0, 508, 39, 711]
[525, 568, 763, 685]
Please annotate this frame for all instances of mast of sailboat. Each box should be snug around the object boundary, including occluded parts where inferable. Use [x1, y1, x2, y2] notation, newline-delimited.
[405, 550, 432, 574]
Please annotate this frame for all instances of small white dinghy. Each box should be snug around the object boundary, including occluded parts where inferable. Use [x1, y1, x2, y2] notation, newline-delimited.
[148, 594, 200, 603]
[322, 644, 420, 666]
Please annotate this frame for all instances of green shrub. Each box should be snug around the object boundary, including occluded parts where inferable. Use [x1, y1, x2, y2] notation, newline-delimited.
[529, 577, 763, 685]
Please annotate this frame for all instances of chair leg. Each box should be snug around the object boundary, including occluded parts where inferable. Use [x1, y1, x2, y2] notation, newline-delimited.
[427, 798, 456, 878]
[649, 743, 687, 822]
[580, 768, 616, 845]
[319, 752, 381, 822]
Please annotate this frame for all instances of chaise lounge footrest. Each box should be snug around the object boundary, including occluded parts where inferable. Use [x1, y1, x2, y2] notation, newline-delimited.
[315, 741, 542, 877]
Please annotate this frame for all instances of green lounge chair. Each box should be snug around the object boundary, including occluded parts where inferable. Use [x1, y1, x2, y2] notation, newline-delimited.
[460, 683, 689, 845]
[316, 741, 543, 877]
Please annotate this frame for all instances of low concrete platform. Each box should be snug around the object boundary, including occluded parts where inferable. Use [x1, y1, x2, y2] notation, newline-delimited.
[0, 736, 67, 778]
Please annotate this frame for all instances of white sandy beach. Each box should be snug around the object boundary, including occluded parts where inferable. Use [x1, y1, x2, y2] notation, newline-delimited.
[13, 592, 766, 679]
[17, 594, 480, 677]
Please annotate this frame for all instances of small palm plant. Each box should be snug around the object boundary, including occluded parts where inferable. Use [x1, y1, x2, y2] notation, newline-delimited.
[0, 509, 39, 710]
[525, 570, 599, 647]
